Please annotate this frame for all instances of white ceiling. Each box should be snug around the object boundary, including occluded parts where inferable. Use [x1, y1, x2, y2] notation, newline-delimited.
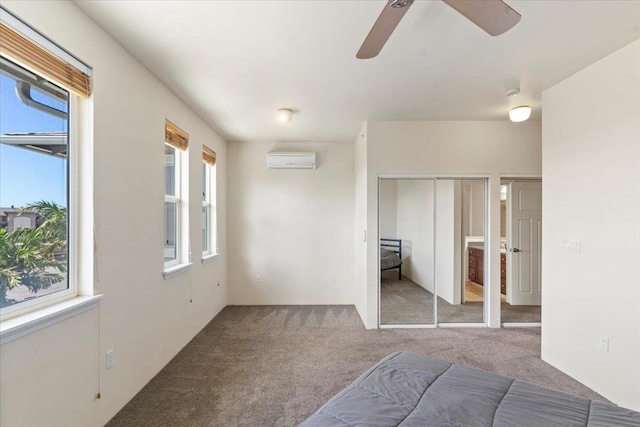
[74, 1, 640, 143]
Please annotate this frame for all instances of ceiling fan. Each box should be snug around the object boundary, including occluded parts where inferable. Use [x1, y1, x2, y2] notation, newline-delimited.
[357, 0, 521, 59]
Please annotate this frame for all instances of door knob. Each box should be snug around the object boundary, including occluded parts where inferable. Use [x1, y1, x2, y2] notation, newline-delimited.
[512, 248, 520, 253]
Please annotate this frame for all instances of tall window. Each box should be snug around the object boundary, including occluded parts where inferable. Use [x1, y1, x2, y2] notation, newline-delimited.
[202, 145, 217, 257]
[164, 120, 189, 270]
[0, 11, 91, 319]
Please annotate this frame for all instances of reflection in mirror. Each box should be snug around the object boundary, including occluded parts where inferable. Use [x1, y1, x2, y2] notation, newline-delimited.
[378, 178, 489, 326]
[379, 177, 542, 327]
[437, 179, 484, 324]
[379, 179, 435, 325]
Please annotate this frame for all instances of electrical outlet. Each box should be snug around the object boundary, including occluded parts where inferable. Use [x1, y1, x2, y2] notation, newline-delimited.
[599, 335, 609, 352]
[106, 349, 114, 369]
[256, 274, 261, 283]
[329, 274, 335, 284]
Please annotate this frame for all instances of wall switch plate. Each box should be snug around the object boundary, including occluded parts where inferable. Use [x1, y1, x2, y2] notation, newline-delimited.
[599, 335, 609, 352]
[256, 274, 261, 283]
[106, 349, 114, 369]
[561, 239, 581, 252]
[329, 274, 335, 284]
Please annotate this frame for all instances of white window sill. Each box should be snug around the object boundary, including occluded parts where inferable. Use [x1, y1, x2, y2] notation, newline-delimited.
[0, 295, 103, 345]
[163, 262, 192, 279]
[201, 253, 220, 264]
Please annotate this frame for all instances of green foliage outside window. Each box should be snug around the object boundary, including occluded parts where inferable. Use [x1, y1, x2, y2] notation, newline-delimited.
[0, 200, 67, 307]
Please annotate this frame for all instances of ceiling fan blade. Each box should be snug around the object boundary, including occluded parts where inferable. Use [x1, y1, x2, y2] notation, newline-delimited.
[357, 0, 414, 59]
[442, 0, 521, 36]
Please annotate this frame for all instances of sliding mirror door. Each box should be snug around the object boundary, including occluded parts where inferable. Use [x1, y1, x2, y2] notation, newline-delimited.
[436, 179, 486, 324]
[379, 178, 435, 326]
[379, 177, 488, 327]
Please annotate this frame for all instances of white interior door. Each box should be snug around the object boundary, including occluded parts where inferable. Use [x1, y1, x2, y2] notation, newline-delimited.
[507, 181, 542, 306]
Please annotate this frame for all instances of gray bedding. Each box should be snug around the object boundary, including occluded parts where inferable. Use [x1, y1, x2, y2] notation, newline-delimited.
[380, 248, 401, 270]
[298, 352, 640, 427]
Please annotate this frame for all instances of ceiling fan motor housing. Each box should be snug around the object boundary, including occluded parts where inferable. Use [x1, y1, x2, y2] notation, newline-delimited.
[391, 0, 414, 9]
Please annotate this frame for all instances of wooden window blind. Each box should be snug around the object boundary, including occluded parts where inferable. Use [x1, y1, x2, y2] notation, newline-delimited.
[165, 119, 189, 151]
[0, 21, 92, 98]
[202, 145, 216, 166]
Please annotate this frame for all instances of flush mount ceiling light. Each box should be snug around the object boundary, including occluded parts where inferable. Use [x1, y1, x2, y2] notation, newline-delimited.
[509, 105, 532, 122]
[506, 88, 531, 122]
[275, 108, 293, 124]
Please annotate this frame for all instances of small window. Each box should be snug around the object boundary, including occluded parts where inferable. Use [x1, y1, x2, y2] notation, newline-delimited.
[164, 120, 189, 271]
[202, 146, 217, 257]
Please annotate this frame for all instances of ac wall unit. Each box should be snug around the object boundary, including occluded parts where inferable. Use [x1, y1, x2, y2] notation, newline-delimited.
[266, 152, 316, 169]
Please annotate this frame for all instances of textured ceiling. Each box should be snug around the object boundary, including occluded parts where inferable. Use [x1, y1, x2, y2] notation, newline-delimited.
[74, 1, 640, 142]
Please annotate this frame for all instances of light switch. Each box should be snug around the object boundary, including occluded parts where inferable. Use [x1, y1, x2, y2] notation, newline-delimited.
[561, 239, 581, 253]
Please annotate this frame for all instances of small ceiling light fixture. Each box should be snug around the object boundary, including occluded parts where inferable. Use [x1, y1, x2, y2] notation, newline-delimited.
[509, 105, 532, 122]
[391, 0, 414, 8]
[506, 88, 530, 122]
[275, 108, 293, 124]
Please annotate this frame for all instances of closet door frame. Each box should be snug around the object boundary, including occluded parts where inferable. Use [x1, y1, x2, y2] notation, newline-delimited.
[377, 174, 490, 329]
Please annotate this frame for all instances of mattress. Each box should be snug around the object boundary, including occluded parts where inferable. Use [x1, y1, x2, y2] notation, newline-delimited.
[380, 248, 401, 270]
[298, 352, 640, 427]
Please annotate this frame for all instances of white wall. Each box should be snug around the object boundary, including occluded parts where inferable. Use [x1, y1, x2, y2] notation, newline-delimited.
[227, 141, 354, 304]
[353, 126, 368, 324]
[378, 179, 398, 239]
[541, 39, 640, 410]
[359, 121, 542, 328]
[396, 180, 434, 292]
[462, 180, 485, 237]
[500, 200, 507, 237]
[435, 180, 462, 305]
[0, 2, 228, 426]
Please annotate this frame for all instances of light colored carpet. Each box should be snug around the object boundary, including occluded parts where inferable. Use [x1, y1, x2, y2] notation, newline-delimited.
[106, 305, 604, 427]
[381, 271, 541, 324]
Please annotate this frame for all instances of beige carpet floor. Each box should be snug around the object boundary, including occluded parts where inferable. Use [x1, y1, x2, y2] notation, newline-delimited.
[106, 305, 604, 427]
[381, 271, 541, 324]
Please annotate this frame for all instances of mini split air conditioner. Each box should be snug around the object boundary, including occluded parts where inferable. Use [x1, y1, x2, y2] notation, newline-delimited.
[266, 152, 316, 169]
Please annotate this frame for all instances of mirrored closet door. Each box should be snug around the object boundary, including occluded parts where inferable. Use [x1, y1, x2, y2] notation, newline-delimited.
[379, 178, 435, 326]
[436, 179, 485, 324]
[379, 177, 487, 327]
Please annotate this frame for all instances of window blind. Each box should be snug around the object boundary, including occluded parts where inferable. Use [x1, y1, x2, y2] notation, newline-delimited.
[0, 19, 92, 98]
[165, 119, 189, 151]
[202, 145, 216, 165]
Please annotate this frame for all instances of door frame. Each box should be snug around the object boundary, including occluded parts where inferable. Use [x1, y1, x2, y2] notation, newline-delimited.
[500, 174, 542, 327]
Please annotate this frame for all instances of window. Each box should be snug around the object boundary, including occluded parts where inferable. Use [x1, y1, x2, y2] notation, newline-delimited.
[164, 120, 189, 272]
[0, 9, 92, 320]
[202, 145, 217, 258]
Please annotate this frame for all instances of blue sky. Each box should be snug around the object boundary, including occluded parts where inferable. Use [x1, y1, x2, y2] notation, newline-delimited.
[0, 72, 68, 208]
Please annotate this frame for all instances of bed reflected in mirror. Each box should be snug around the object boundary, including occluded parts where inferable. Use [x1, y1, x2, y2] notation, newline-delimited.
[379, 178, 435, 326]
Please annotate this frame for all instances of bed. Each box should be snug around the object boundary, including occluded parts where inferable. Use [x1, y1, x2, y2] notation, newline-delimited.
[298, 351, 640, 427]
[380, 238, 402, 280]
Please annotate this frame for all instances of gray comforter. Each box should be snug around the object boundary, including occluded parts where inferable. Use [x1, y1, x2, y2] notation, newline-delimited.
[380, 249, 401, 270]
[299, 352, 640, 427]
